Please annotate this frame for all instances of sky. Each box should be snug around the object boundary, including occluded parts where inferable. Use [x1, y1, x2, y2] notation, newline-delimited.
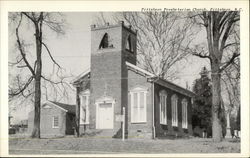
[9, 12, 210, 123]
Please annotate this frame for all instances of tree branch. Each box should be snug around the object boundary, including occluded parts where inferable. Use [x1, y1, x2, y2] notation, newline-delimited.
[15, 15, 36, 76]
[9, 57, 23, 66]
[33, 60, 37, 71]
[220, 12, 238, 52]
[42, 42, 61, 68]
[192, 51, 212, 63]
[21, 12, 36, 23]
[220, 53, 240, 72]
[9, 76, 34, 97]
[41, 75, 66, 84]
[17, 65, 28, 68]
[223, 42, 239, 50]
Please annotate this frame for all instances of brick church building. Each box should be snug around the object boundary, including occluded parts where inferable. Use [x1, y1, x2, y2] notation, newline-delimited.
[71, 21, 195, 139]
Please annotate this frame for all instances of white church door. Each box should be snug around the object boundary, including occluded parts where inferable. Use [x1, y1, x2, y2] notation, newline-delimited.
[97, 103, 114, 129]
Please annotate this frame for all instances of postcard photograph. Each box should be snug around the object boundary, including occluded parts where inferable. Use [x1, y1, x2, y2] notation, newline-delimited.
[1, 1, 249, 157]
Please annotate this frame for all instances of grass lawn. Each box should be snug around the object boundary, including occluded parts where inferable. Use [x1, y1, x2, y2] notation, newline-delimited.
[9, 135, 240, 155]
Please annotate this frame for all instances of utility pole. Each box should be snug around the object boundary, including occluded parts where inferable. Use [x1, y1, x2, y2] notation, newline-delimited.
[122, 107, 125, 141]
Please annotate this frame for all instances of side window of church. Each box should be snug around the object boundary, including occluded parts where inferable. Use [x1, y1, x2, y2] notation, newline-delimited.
[130, 87, 147, 123]
[160, 90, 167, 125]
[171, 94, 178, 127]
[52, 116, 59, 128]
[80, 94, 89, 124]
[182, 98, 188, 129]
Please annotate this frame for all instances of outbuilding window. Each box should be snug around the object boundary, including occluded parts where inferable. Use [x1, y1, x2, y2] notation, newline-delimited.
[130, 86, 147, 123]
[159, 90, 167, 125]
[52, 116, 59, 128]
[171, 94, 178, 127]
[182, 98, 188, 129]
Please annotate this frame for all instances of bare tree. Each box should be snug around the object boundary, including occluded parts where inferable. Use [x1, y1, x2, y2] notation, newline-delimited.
[221, 30, 240, 112]
[221, 57, 240, 117]
[8, 12, 71, 138]
[123, 12, 199, 80]
[191, 11, 240, 142]
[94, 12, 108, 25]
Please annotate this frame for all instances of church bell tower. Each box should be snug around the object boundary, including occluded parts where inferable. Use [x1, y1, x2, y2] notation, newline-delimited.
[89, 21, 137, 134]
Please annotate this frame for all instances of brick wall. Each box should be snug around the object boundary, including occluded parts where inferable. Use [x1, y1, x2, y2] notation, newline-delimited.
[90, 51, 122, 134]
[88, 22, 137, 137]
[154, 83, 193, 138]
[27, 103, 67, 138]
[40, 104, 66, 138]
[75, 22, 194, 140]
[127, 69, 153, 139]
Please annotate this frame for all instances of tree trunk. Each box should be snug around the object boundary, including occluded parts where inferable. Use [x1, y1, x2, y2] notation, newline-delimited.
[31, 23, 42, 138]
[200, 11, 239, 142]
[211, 65, 223, 142]
[75, 87, 80, 137]
[31, 76, 41, 138]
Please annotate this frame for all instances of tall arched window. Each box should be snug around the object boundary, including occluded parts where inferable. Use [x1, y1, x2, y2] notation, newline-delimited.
[171, 94, 178, 127]
[99, 33, 109, 49]
[182, 98, 188, 129]
[159, 90, 167, 125]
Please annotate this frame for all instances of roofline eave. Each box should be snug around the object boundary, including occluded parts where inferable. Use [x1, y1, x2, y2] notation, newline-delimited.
[70, 69, 91, 85]
[45, 101, 68, 112]
[152, 78, 195, 98]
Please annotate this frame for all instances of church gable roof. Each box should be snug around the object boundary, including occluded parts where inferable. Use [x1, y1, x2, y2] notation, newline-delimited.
[71, 62, 195, 98]
[153, 78, 195, 97]
[126, 61, 155, 77]
[71, 69, 90, 86]
[126, 62, 195, 98]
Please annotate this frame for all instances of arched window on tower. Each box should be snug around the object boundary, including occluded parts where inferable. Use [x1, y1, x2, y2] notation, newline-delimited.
[99, 33, 111, 49]
[125, 35, 133, 53]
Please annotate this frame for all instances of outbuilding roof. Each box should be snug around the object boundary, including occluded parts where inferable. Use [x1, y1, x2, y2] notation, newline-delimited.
[47, 101, 76, 114]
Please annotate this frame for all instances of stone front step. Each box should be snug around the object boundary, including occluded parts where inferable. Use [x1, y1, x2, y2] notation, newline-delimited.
[82, 129, 115, 138]
[95, 129, 115, 138]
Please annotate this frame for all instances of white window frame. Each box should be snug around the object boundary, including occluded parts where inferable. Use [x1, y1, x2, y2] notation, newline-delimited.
[52, 116, 59, 128]
[80, 89, 90, 124]
[159, 90, 167, 125]
[130, 86, 147, 123]
[182, 98, 188, 129]
[171, 94, 178, 127]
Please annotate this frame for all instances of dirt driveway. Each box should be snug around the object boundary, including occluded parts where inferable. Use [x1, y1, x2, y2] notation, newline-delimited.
[9, 136, 240, 155]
